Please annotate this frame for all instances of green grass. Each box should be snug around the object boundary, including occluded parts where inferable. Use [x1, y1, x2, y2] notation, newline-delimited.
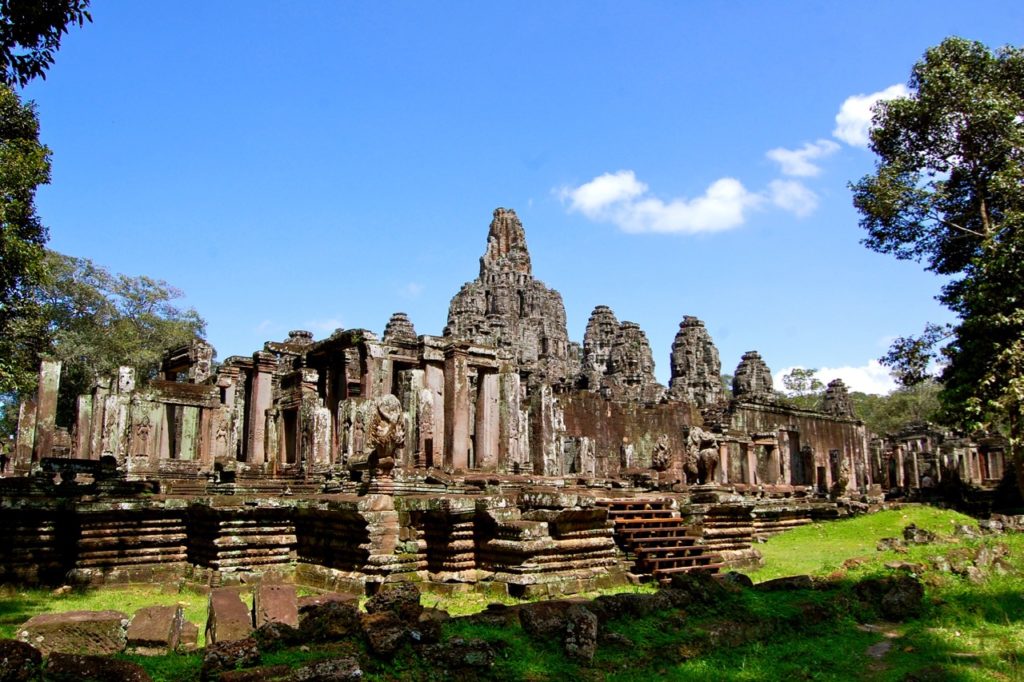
[0, 583, 209, 644]
[2, 505, 1022, 681]
[747, 505, 979, 582]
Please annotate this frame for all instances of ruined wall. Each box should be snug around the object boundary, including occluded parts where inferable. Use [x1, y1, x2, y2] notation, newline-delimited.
[560, 391, 697, 478]
[729, 402, 870, 491]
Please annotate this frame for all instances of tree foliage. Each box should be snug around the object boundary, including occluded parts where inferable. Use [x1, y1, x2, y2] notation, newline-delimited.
[852, 37, 1024, 486]
[781, 368, 825, 409]
[0, 83, 49, 395]
[0, 0, 91, 87]
[1, 251, 207, 432]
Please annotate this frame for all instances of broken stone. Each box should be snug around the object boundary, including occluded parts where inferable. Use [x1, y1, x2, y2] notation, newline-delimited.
[291, 656, 363, 681]
[44, 652, 151, 682]
[360, 611, 406, 657]
[364, 582, 423, 622]
[902, 524, 937, 544]
[0, 639, 42, 682]
[126, 605, 184, 655]
[298, 600, 362, 643]
[563, 604, 598, 663]
[253, 583, 298, 629]
[297, 592, 359, 623]
[251, 621, 301, 652]
[206, 588, 254, 645]
[423, 637, 496, 671]
[201, 637, 260, 682]
[18, 610, 128, 656]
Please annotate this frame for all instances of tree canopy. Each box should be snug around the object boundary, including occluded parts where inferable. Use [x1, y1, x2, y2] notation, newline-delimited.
[0, 83, 50, 396]
[0, 0, 91, 87]
[852, 37, 1024, 486]
[1, 251, 207, 434]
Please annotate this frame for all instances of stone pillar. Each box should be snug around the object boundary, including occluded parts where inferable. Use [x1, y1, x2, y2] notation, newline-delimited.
[74, 395, 93, 459]
[475, 371, 500, 471]
[719, 442, 730, 484]
[89, 379, 110, 461]
[13, 397, 37, 472]
[745, 444, 757, 485]
[33, 360, 62, 462]
[778, 432, 791, 485]
[444, 347, 470, 470]
[246, 351, 277, 466]
[424, 363, 445, 465]
[894, 446, 905, 487]
[179, 407, 199, 461]
[910, 451, 920, 488]
[497, 371, 525, 473]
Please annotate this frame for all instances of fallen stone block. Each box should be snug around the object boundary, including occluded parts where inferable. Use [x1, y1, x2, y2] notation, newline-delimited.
[298, 601, 362, 643]
[18, 610, 128, 656]
[253, 583, 298, 628]
[365, 582, 422, 621]
[127, 604, 184, 655]
[297, 592, 359, 623]
[0, 639, 42, 682]
[207, 588, 254, 644]
[291, 656, 363, 681]
[44, 652, 151, 682]
[201, 637, 260, 681]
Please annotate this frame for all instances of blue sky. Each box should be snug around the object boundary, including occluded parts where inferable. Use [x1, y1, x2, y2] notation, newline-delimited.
[19, 1, 1024, 394]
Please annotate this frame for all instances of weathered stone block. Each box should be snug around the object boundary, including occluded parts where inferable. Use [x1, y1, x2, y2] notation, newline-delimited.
[253, 583, 298, 628]
[206, 588, 253, 644]
[127, 605, 183, 655]
[44, 652, 151, 682]
[0, 639, 42, 681]
[18, 610, 128, 655]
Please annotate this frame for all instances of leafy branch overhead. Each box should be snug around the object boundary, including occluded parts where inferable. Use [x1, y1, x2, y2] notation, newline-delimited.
[0, 0, 91, 87]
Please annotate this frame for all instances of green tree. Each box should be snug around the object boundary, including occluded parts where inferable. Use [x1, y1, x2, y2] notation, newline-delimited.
[849, 381, 943, 437]
[0, 83, 50, 396]
[851, 37, 1024, 489]
[0, 0, 91, 87]
[1, 251, 207, 432]
[781, 367, 825, 409]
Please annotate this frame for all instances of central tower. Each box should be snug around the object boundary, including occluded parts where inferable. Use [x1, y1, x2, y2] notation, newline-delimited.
[445, 208, 576, 385]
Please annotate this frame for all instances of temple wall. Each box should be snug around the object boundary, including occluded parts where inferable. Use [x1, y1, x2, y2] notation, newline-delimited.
[560, 392, 697, 477]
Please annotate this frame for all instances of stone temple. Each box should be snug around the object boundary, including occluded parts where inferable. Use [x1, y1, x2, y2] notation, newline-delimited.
[2, 208, 1007, 595]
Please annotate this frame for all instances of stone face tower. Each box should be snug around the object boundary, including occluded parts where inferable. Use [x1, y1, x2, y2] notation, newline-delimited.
[822, 379, 856, 418]
[668, 316, 723, 407]
[445, 208, 575, 384]
[732, 350, 774, 401]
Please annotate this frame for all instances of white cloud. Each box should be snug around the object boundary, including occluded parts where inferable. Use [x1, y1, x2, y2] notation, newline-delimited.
[833, 84, 909, 147]
[561, 172, 763, 234]
[400, 282, 424, 298]
[306, 317, 345, 333]
[768, 180, 818, 217]
[774, 360, 897, 396]
[766, 139, 839, 177]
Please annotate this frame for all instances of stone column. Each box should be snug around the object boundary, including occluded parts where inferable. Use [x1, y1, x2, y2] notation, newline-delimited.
[718, 442, 730, 484]
[89, 379, 110, 461]
[74, 395, 93, 459]
[444, 347, 470, 470]
[33, 360, 62, 462]
[13, 397, 37, 472]
[745, 444, 757, 485]
[246, 351, 277, 466]
[424, 363, 445, 465]
[475, 371, 500, 471]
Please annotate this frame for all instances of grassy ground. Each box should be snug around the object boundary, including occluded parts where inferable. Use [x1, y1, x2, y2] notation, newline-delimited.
[746, 505, 980, 581]
[1, 504, 1021, 680]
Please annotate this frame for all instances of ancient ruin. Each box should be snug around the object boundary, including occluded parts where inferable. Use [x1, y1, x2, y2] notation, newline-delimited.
[1, 208, 1007, 596]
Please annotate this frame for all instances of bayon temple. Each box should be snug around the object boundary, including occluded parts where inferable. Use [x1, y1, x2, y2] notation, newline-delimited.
[1, 209, 1008, 595]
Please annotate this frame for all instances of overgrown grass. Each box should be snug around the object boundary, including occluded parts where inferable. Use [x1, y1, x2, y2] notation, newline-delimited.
[747, 505, 979, 581]
[0, 583, 209, 643]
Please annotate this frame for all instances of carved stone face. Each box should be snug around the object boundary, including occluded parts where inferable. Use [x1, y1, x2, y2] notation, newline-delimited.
[377, 394, 402, 423]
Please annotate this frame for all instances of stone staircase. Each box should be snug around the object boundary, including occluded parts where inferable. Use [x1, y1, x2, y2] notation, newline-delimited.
[597, 499, 722, 582]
